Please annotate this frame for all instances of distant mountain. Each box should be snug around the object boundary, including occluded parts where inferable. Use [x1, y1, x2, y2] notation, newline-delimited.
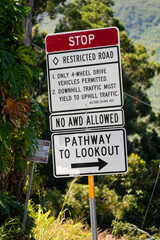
[113, 0, 160, 111]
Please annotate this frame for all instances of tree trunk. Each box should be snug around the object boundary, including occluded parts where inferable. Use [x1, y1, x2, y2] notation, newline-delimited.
[23, 0, 34, 47]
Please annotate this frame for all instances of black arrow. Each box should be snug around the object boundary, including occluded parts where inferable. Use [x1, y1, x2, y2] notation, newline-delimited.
[71, 158, 108, 171]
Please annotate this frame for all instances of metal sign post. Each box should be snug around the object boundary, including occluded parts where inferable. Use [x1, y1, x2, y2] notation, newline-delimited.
[22, 161, 35, 234]
[88, 175, 97, 240]
[22, 140, 50, 234]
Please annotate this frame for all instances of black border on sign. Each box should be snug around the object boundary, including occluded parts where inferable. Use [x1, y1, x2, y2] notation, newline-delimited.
[50, 109, 125, 132]
[46, 45, 123, 113]
[51, 128, 128, 178]
[47, 45, 119, 70]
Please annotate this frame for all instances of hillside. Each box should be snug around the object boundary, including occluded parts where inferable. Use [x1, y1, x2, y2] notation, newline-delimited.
[113, 0, 160, 111]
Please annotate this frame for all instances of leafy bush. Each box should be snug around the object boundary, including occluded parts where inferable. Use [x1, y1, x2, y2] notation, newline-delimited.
[55, 154, 151, 229]
[0, 191, 35, 239]
[0, 0, 45, 201]
[0, 191, 21, 224]
[112, 220, 160, 240]
[0, 218, 22, 240]
[40, 187, 63, 216]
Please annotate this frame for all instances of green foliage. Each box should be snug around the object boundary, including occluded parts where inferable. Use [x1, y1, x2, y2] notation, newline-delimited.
[113, 0, 160, 111]
[52, 3, 160, 231]
[0, 192, 20, 221]
[32, 205, 92, 240]
[112, 220, 160, 239]
[0, 191, 35, 239]
[62, 182, 90, 218]
[0, 0, 45, 202]
[0, 1, 28, 44]
[53, 167, 134, 229]
[0, 45, 39, 98]
[121, 153, 150, 196]
[33, 0, 66, 23]
[0, 218, 22, 240]
[62, 181, 137, 229]
[98, 154, 151, 225]
[54, 0, 160, 163]
[56, 0, 125, 32]
[24, 0, 160, 236]
[48, 154, 158, 230]
[40, 188, 63, 215]
[0, 217, 34, 239]
[130, 129, 160, 161]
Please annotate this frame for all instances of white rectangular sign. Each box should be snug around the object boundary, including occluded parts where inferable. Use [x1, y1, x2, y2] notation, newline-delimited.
[50, 109, 124, 132]
[52, 128, 127, 177]
[25, 140, 50, 164]
[47, 46, 123, 113]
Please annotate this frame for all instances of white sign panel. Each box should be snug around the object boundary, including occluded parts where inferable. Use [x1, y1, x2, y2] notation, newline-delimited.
[52, 128, 127, 177]
[48, 46, 118, 69]
[50, 109, 124, 132]
[25, 140, 50, 164]
[47, 46, 123, 113]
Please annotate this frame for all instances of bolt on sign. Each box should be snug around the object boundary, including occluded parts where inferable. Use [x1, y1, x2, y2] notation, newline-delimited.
[45, 27, 124, 113]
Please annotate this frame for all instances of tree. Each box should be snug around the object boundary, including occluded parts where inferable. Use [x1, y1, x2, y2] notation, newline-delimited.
[27, 0, 160, 233]
[55, 0, 160, 162]
[23, 0, 66, 47]
[0, 0, 45, 200]
[52, 0, 160, 231]
[56, 0, 124, 32]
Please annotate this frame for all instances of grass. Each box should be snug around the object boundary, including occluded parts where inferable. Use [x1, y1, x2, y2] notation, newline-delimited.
[32, 206, 126, 239]
[31, 176, 125, 240]
[32, 206, 92, 240]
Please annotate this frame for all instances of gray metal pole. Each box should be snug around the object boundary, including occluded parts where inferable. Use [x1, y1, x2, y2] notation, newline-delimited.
[22, 161, 35, 234]
[88, 176, 98, 240]
[90, 197, 98, 240]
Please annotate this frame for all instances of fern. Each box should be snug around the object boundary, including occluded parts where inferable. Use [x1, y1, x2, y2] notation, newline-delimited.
[0, 0, 45, 200]
[15, 46, 34, 65]
[1, 94, 31, 128]
[0, 121, 13, 172]
[0, 191, 19, 216]
[0, 44, 40, 98]
[0, 121, 13, 147]
[3, 66, 31, 98]
[0, 48, 14, 67]
[0, 144, 11, 172]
